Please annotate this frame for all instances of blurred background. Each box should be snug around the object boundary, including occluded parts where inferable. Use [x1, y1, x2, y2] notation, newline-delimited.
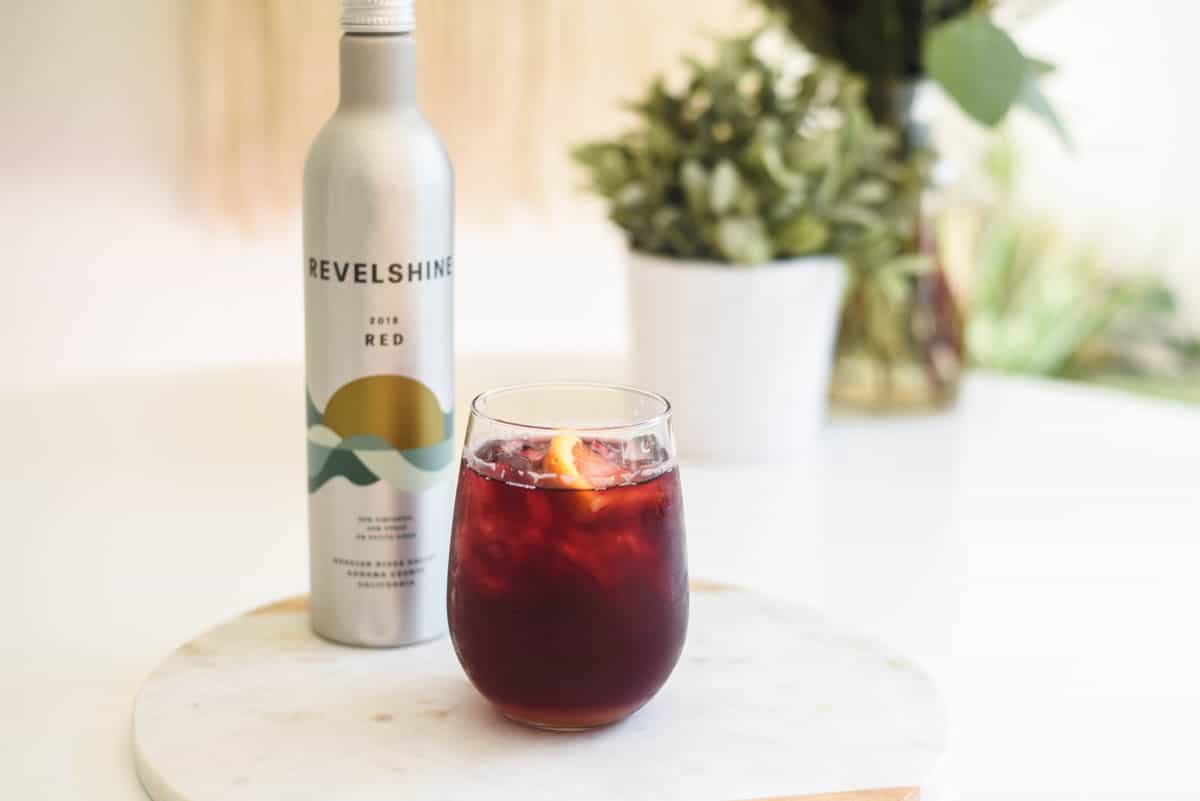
[5, 5, 1200, 800]
[2, 0, 1199, 400]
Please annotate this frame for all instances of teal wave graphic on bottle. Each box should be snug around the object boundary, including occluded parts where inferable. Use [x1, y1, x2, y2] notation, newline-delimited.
[307, 375, 455, 493]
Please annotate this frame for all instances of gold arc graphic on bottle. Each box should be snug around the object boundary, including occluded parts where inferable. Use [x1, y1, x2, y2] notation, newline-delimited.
[321, 374, 447, 451]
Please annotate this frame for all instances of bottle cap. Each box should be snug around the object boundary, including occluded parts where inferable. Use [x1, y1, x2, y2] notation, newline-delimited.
[341, 0, 415, 34]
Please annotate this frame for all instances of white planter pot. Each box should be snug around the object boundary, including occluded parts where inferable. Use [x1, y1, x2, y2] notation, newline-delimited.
[628, 251, 846, 462]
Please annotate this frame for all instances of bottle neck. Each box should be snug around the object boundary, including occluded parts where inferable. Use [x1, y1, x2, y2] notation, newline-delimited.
[338, 33, 417, 109]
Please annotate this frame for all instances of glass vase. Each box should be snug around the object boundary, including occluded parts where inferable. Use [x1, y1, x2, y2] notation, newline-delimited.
[828, 80, 964, 413]
[828, 227, 963, 412]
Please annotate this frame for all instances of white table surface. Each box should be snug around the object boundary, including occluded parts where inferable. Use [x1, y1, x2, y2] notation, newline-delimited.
[2, 356, 1198, 801]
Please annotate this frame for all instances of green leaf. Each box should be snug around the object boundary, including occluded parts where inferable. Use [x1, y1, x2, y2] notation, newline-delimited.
[761, 144, 806, 192]
[787, 131, 838, 171]
[826, 204, 884, 230]
[878, 254, 934, 278]
[710, 160, 741, 215]
[680, 160, 709, 217]
[849, 179, 890, 205]
[615, 183, 646, 208]
[1017, 70, 1072, 149]
[572, 144, 622, 190]
[776, 214, 829, 255]
[1025, 56, 1056, 77]
[925, 13, 1026, 126]
[716, 216, 772, 264]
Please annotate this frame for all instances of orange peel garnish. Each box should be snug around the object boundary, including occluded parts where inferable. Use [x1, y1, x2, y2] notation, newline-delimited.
[544, 434, 593, 490]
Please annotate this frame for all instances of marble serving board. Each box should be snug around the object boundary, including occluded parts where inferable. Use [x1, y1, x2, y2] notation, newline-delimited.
[132, 583, 943, 801]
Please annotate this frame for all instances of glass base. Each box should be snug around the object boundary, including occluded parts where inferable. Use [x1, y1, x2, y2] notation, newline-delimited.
[829, 352, 960, 414]
[495, 700, 643, 732]
[832, 257, 963, 414]
[502, 712, 608, 732]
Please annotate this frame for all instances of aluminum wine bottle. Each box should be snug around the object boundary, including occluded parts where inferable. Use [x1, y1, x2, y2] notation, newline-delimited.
[303, 0, 455, 647]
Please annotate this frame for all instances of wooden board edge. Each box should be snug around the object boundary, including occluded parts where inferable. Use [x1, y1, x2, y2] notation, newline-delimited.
[689, 578, 738, 593]
[249, 596, 310, 615]
[744, 787, 919, 801]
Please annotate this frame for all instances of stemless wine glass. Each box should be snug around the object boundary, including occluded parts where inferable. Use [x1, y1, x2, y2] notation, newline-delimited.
[447, 383, 688, 730]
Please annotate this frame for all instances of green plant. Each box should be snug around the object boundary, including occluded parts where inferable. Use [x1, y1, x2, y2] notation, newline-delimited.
[960, 143, 1200, 401]
[756, 0, 1066, 142]
[573, 27, 928, 267]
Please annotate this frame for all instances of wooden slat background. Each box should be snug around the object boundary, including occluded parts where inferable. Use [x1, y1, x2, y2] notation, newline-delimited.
[180, 0, 757, 230]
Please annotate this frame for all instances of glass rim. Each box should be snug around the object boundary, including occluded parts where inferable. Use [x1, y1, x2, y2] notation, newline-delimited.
[469, 382, 672, 434]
